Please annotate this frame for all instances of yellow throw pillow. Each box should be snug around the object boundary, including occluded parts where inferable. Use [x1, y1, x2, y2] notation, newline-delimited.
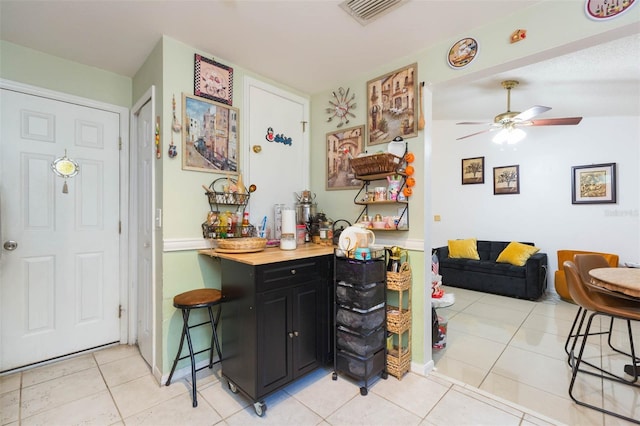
[496, 242, 540, 266]
[448, 238, 480, 260]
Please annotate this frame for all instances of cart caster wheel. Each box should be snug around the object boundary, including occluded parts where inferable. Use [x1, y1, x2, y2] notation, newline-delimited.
[360, 387, 368, 396]
[254, 401, 267, 417]
[332, 372, 337, 381]
[228, 381, 238, 394]
[381, 371, 388, 380]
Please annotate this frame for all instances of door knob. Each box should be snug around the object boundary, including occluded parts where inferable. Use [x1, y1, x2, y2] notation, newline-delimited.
[3, 240, 18, 251]
[252, 145, 262, 153]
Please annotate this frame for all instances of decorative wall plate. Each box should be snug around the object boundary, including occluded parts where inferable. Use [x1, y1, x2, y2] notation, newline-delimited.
[447, 37, 479, 69]
[585, 0, 636, 20]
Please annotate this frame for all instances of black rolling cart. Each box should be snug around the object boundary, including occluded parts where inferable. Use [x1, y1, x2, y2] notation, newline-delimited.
[332, 248, 388, 395]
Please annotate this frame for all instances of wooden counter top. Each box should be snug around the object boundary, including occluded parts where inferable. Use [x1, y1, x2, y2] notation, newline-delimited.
[198, 243, 335, 265]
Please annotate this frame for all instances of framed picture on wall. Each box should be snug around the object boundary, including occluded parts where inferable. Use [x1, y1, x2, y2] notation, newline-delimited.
[462, 156, 484, 184]
[326, 125, 364, 190]
[571, 163, 617, 204]
[366, 63, 418, 145]
[194, 54, 234, 106]
[493, 164, 520, 195]
[182, 93, 239, 174]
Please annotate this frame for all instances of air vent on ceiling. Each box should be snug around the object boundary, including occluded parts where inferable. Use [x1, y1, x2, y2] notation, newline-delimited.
[339, 0, 409, 26]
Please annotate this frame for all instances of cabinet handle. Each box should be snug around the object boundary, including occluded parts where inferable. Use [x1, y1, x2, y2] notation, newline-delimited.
[290, 269, 296, 275]
[294, 331, 299, 337]
[288, 332, 294, 338]
[288, 331, 299, 338]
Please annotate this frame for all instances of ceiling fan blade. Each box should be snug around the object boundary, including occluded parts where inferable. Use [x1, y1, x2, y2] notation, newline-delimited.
[456, 121, 492, 125]
[456, 128, 496, 140]
[513, 105, 551, 122]
[529, 117, 583, 126]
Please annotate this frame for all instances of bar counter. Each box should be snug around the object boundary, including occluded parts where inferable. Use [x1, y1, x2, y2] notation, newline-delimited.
[198, 243, 335, 265]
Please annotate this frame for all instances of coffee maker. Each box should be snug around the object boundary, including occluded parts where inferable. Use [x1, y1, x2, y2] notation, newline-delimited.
[295, 190, 317, 242]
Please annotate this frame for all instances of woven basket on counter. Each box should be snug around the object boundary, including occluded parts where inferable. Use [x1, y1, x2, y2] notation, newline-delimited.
[350, 152, 403, 177]
[215, 237, 266, 251]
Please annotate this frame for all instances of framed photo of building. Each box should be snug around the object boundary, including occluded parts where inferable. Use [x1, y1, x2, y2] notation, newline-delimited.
[571, 163, 617, 204]
[366, 63, 418, 145]
[462, 156, 484, 184]
[326, 125, 364, 190]
[194, 54, 234, 106]
[493, 164, 520, 195]
[182, 93, 239, 174]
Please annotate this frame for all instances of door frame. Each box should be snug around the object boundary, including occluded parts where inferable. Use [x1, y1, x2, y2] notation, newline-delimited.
[129, 86, 158, 376]
[0, 78, 131, 351]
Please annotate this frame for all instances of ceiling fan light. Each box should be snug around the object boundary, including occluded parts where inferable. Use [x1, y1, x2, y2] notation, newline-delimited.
[507, 128, 526, 144]
[492, 129, 508, 144]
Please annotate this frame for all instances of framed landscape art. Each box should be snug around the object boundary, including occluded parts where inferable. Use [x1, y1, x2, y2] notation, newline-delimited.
[571, 163, 617, 204]
[182, 93, 239, 174]
[462, 156, 484, 184]
[326, 125, 364, 190]
[493, 165, 520, 195]
[366, 63, 418, 145]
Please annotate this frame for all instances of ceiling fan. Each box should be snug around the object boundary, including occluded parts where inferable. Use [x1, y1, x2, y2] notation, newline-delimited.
[456, 80, 583, 143]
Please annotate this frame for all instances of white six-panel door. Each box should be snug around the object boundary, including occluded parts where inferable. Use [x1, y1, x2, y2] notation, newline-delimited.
[0, 88, 121, 371]
[244, 78, 309, 232]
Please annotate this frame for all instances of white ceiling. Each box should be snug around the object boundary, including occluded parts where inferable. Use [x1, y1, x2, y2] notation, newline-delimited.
[1, 0, 639, 121]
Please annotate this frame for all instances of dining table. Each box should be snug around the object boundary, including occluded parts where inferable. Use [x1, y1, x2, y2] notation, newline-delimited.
[588, 267, 640, 299]
[588, 267, 640, 378]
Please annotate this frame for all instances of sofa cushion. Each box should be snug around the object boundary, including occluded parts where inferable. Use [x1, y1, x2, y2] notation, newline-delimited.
[439, 258, 526, 278]
[497, 241, 541, 266]
[448, 238, 480, 260]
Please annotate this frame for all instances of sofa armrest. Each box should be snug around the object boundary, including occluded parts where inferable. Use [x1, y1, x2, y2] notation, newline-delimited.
[434, 246, 449, 262]
[525, 252, 548, 293]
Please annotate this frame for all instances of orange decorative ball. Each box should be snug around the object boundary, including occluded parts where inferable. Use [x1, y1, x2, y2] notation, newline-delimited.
[402, 187, 413, 197]
[405, 152, 415, 163]
[406, 177, 416, 187]
[405, 165, 415, 176]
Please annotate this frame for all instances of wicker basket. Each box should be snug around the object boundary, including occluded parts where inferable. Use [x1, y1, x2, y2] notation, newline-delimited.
[386, 305, 411, 333]
[387, 346, 411, 380]
[216, 237, 266, 251]
[350, 153, 403, 177]
[387, 262, 411, 291]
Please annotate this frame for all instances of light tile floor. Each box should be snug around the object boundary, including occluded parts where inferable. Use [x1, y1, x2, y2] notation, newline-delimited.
[433, 286, 640, 426]
[1, 287, 638, 425]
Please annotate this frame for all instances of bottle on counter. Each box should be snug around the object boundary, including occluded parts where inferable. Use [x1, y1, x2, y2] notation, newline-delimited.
[241, 212, 250, 237]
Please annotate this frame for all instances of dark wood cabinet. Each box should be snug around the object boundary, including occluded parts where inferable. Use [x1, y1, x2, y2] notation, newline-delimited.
[220, 254, 332, 416]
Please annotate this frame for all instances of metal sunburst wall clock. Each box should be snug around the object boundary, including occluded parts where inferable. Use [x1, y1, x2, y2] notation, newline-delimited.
[326, 87, 356, 127]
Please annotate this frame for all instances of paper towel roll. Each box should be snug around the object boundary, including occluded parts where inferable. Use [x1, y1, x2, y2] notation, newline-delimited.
[282, 208, 296, 234]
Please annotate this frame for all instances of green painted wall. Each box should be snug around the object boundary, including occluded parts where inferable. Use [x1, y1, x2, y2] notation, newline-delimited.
[0, 40, 131, 107]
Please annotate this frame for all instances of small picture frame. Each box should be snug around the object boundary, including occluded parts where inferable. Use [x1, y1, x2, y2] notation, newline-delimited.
[462, 156, 484, 185]
[493, 165, 520, 195]
[366, 63, 418, 146]
[326, 125, 364, 190]
[182, 93, 239, 174]
[571, 163, 617, 204]
[194, 54, 234, 106]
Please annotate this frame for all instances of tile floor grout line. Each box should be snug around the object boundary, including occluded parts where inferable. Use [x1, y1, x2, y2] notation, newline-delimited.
[94, 351, 126, 425]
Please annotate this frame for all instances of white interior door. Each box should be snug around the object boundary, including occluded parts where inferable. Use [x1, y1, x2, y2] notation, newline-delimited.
[0, 87, 121, 371]
[134, 97, 154, 367]
[244, 78, 309, 235]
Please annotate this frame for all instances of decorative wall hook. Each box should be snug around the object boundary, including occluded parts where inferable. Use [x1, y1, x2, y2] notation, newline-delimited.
[51, 149, 79, 194]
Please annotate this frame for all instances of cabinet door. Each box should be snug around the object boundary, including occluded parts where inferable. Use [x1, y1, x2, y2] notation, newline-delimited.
[292, 282, 321, 377]
[256, 287, 293, 397]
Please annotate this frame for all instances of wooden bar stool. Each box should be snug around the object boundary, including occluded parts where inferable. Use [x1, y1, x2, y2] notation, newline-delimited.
[166, 288, 223, 407]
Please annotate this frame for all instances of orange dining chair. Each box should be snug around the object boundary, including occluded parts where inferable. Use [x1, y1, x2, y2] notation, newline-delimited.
[563, 261, 640, 423]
